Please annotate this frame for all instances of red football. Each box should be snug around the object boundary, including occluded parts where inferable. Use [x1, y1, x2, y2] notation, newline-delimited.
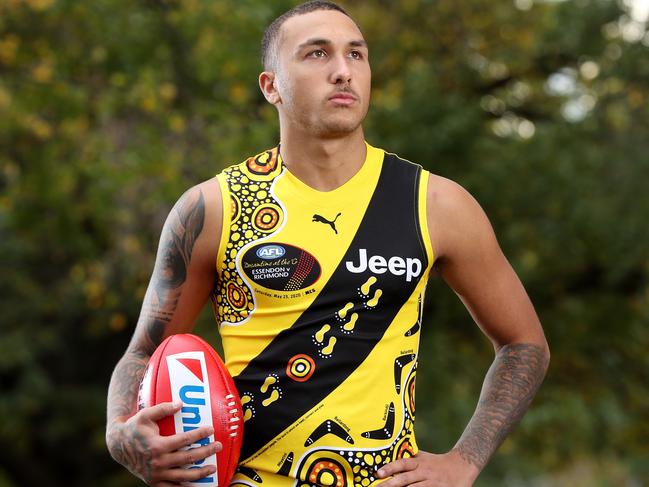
[138, 333, 243, 487]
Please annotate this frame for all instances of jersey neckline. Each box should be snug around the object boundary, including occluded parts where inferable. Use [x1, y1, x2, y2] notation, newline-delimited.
[276, 142, 384, 203]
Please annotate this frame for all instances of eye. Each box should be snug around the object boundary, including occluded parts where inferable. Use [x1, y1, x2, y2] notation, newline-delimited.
[307, 49, 327, 59]
[349, 50, 364, 60]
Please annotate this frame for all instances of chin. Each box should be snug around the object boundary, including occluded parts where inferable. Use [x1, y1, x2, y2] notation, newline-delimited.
[314, 115, 364, 138]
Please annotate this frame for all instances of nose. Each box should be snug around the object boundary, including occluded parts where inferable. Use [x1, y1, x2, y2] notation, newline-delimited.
[329, 54, 352, 85]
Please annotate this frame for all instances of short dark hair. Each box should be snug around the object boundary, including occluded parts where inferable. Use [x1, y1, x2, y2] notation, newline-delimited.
[261, 1, 353, 71]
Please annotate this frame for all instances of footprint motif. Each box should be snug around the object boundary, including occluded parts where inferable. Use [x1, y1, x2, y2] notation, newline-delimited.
[366, 289, 382, 308]
[337, 302, 354, 320]
[314, 324, 331, 343]
[360, 276, 377, 296]
[261, 375, 277, 394]
[240, 394, 255, 421]
[321, 336, 337, 357]
[262, 389, 280, 407]
[342, 313, 359, 333]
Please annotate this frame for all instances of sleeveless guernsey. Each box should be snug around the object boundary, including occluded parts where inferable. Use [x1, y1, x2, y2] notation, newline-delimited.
[213, 142, 434, 487]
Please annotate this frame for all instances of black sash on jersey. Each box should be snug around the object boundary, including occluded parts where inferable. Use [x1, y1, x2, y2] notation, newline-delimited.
[234, 154, 428, 462]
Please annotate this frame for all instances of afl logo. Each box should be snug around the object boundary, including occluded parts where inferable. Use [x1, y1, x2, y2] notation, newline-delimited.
[256, 245, 286, 260]
[242, 242, 321, 292]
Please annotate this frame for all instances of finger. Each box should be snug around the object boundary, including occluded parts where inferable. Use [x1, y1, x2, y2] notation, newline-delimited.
[162, 464, 217, 483]
[158, 441, 221, 469]
[376, 471, 421, 487]
[160, 426, 216, 451]
[141, 401, 182, 422]
[377, 457, 418, 478]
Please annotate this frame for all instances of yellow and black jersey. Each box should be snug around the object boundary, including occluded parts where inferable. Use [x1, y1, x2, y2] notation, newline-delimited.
[212, 142, 434, 487]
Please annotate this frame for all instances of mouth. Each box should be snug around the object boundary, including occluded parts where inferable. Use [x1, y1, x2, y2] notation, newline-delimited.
[328, 92, 358, 106]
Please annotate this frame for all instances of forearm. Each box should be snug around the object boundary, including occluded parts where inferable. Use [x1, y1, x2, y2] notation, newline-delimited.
[106, 348, 151, 466]
[105, 303, 172, 464]
[454, 342, 550, 472]
[107, 350, 149, 425]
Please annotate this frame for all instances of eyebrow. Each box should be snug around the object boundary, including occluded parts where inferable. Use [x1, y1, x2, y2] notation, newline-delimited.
[296, 38, 368, 50]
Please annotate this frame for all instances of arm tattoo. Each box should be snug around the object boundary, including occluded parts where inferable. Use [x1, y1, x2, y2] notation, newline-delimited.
[455, 343, 549, 470]
[106, 188, 206, 466]
[141, 187, 206, 345]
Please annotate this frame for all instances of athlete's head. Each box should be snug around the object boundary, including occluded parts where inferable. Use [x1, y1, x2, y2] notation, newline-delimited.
[261, 1, 352, 72]
[259, 1, 371, 139]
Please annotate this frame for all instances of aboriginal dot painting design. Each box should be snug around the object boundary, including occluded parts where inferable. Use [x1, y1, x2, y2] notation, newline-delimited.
[286, 289, 423, 487]
[214, 148, 284, 325]
[289, 362, 418, 487]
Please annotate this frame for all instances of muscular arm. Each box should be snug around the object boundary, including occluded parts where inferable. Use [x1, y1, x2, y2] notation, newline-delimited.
[106, 179, 222, 483]
[431, 174, 550, 474]
[107, 187, 206, 423]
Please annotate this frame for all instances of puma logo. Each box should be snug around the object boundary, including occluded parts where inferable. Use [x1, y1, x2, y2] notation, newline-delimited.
[312, 213, 341, 234]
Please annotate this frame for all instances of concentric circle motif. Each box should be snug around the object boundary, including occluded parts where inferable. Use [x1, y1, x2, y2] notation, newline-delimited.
[227, 281, 248, 310]
[394, 436, 415, 461]
[246, 149, 279, 175]
[252, 204, 282, 232]
[307, 459, 348, 487]
[286, 354, 316, 382]
[216, 148, 284, 325]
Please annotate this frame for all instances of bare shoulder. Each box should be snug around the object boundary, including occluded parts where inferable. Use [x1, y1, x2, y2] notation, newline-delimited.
[426, 173, 496, 263]
[182, 176, 222, 222]
[173, 176, 223, 265]
[194, 176, 223, 207]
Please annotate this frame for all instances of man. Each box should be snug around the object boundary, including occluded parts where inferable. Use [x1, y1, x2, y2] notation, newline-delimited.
[106, 2, 550, 486]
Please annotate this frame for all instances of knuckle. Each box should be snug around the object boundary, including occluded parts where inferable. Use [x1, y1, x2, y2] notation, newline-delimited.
[189, 445, 211, 463]
[190, 466, 213, 480]
[166, 468, 185, 481]
[184, 450, 197, 465]
[167, 466, 202, 482]
[135, 407, 152, 422]
[149, 441, 163, 456]
[188, 429, 209, 445]
[185, 430, 198, 441]
[196, 426, 212, 438]
[149, 457, 161, 470]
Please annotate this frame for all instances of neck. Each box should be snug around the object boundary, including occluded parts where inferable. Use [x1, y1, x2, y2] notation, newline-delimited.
[279, 129, 367, 192]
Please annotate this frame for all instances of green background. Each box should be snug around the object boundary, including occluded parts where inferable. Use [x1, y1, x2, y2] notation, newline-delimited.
[1, 0, 648, 485]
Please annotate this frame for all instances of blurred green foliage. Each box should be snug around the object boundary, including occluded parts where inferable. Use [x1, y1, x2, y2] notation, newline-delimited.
[1, 0, 648, 485]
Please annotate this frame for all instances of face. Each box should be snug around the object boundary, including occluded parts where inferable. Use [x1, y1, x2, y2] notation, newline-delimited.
[261, 10, 371, 138]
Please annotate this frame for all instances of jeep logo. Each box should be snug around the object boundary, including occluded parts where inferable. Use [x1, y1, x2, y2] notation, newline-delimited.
[345, 249, 422, 282]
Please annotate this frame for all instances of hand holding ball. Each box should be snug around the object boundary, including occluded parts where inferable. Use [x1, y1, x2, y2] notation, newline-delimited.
[139, 334, 244, 486]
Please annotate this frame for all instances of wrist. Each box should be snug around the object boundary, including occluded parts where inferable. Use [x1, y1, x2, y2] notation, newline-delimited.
[448, 447, 481, 484]
[105, 417, 128, 459]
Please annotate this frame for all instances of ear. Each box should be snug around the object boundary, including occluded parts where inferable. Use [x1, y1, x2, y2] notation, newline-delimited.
[259, 71, 281, 105]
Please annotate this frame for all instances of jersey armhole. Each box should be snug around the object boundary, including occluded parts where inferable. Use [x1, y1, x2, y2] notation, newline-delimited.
[215, 174, 232, 277]
[418, 170, 436, 268]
